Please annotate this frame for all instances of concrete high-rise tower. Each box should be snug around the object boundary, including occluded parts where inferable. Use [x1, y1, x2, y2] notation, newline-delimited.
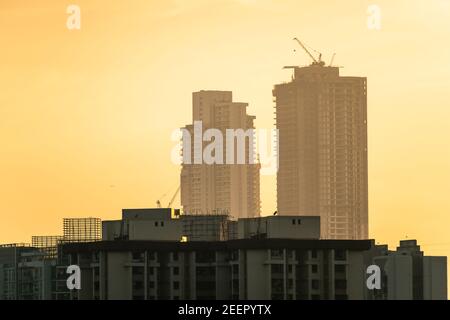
[181, 91, 260, 219]
[273, 66, 368, 239]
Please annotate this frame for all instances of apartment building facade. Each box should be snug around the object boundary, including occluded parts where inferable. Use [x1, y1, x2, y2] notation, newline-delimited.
[181, 91, 260, 219]
[274, 66, 368, 239]
[62, 239, 371, 300]
[1, 211, 446, 300]
[368, 240, 447, 300]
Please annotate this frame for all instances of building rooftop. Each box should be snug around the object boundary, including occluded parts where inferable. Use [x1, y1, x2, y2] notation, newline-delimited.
[62, 238, 373, 254]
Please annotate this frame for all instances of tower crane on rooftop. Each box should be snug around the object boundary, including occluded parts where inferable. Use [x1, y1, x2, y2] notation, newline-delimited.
[156, 184, 180, 208]
[329, 53, 336, 67]
[293, 37, 325, 67]
[167, 185, 180, 208]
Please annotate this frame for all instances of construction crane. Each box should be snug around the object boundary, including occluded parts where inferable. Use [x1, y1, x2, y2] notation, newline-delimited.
[293, 37, 325, 67]
[329, 53, 336, 66]
[167, 185, 180, 208]
[156, 184, 180, 208]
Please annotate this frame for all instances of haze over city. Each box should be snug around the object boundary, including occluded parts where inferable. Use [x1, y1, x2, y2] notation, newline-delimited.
[1, 0, 449, 287]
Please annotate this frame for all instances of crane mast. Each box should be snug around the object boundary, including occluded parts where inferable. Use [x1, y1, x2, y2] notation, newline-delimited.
[167, 185, 180, 208]
[156, 185, 180, 208]
[329, 53, 336, 66]
[293, 37, 325, 67]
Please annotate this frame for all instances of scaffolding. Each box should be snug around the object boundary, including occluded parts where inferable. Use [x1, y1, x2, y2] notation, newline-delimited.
[63, 218, 102, 243]
[31, 236, 64, 259]
[181, 214, 234, 241]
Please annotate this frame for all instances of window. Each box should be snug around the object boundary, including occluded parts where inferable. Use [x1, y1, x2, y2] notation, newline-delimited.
[196, 252, 215, 263]
[335, 280, 347, 290]
[311, 280, 320, 290]
[334, 250, 346, 261]
[173, 281, 180, 290]
[232, 265, 239, 275]
[133, 281, 144, 290]
[196, 266, 215, 277]
[271, 249, 283, 259]
[335, 264, 346, 273]
[297, 219, 302, 225]
[161, 221, 164, 227]
[132, 252, 143, 261]
[311, 264, 318, 274]
[232, 277, 239, 286]
[271, 279, 283, 292]
[311, 250, 318, 259]
[154, 222, 158, 227]
[271, 264, 283, 274]
[173, 252, 179, 261]
[196, 281, 215, 291]
[132, 267, 144, 275]
[231, 251, 239, 261]
[292, 219, 296, 225]
[288, 250, 294, 259]
[173, 267, 179, 276]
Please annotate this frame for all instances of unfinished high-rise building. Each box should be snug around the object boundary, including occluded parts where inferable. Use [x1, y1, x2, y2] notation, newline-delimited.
[181, 91, 260, 219]
[274, 65, 368, 239]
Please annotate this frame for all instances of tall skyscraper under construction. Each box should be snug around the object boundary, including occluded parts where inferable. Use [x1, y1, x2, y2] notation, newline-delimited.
[181, 91, 261, 219]
[274, 62, 368, 240]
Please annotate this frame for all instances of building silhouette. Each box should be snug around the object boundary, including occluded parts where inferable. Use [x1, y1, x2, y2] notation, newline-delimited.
[181, 91, 260, 219]
[369, 240, 447, 300]
[67, 209, 447, 300]
[0, 218, 102, 300]
[274, 66, 368, 239]
[0, 209, 447, 300]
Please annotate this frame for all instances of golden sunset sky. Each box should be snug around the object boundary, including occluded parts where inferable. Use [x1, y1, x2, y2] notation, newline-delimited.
[1, 0, 449, 273]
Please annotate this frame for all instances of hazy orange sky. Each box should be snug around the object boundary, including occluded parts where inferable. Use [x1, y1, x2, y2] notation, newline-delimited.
[1, 0, 449, 270]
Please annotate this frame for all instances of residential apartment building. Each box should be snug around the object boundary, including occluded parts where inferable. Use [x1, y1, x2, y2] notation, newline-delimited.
[62, 238, 371, 300]
[0, 218, 102, 300]
[63, 209, 446, 300]
[1, 210, 446, 300]
[0, 244, 55, 300]
[367, 240, 447, 300]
